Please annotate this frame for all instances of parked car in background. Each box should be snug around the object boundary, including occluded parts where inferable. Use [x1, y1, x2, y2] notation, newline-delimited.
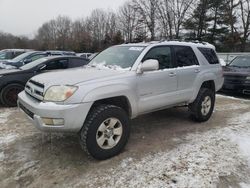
[0, 56, 88, 106]
[0, 50, 77, 69]
[77, 53, 93, 59]
[0, 51, 49, 69]
[46, 50, 76, 56]
[0, 49, 32, 60]
[88, 52, 98, 60]
[222, 55, 250, 95]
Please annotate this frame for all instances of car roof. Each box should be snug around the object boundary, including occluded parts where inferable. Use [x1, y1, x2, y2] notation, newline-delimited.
[119, 41, 215, 50]
[42, 55, 87, 60]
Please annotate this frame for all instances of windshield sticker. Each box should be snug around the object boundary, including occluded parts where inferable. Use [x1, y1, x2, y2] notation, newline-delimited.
[129, 47, 144, 51]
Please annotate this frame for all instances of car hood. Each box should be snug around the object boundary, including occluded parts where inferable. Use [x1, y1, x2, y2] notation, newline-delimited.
[223, 66, 250, 76]
[30, 68, 130, 87]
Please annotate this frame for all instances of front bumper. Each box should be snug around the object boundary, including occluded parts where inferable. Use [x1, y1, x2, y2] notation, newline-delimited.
[17, 91, 93, 133]
[222, 82, 250, 94]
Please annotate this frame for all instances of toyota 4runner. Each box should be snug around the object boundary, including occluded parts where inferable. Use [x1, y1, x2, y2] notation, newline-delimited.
[18, 41, 224, 160]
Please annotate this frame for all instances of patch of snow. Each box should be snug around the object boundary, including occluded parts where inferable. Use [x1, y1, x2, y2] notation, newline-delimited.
[89, 62, 131, 71]
[14, 161, 40, 181]
[229, 112, 250, 125]
[0, 133, 18, 145]
[0, 152, 4, 161]
[0, 63, 16, 69]
[120, 157, 133, 168]
[240, 182, 250, 188]
[0, 110, 12, 124]
[70, 127, 245, 188]
[216, 103, 249, 111]
[216, 94, 250, 102]
[219, 58, 226, 66]
[129, 47, 144, 51]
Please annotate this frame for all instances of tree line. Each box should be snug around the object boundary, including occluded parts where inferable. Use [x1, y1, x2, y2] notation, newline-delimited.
[1, 0, 250, 52]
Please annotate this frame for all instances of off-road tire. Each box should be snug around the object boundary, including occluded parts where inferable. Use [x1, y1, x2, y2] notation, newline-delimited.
[79, 104, 130, 160]
[189, 88, 215, 122]
[0, 83, 24, 107]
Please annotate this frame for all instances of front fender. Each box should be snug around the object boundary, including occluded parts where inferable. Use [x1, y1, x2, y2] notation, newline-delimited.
[82, 84, 138, 118]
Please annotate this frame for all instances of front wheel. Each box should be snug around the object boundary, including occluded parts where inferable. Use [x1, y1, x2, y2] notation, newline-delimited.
[79, 104, 130, 160]
[0, 84, 24, 107]
[189, 88, 215, 122]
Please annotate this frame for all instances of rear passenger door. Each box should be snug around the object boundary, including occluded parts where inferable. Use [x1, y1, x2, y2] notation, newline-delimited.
[173, 46, 200, 100]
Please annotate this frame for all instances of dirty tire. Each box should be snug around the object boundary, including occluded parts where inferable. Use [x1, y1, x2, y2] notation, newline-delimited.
[189, 88, 215, 122]
[0, 83, 24, 107]
[79, 104, 130, 160]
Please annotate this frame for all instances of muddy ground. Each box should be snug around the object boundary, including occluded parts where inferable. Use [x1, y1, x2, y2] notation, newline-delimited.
[0, 94, 250, 188]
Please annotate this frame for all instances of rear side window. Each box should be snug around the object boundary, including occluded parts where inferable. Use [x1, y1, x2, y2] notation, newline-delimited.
[45, 59, 69, 70]
[174, 46, 199, 67]
[198, 47, 219, 64]
[69, 58, 88, 68]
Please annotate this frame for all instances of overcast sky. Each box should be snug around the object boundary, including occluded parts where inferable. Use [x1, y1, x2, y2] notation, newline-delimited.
[0, 0, 126, 37]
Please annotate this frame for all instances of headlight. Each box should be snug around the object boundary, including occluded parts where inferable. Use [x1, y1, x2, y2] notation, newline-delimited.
[247, 76, 250, 80]
[44, 85, 78, 102]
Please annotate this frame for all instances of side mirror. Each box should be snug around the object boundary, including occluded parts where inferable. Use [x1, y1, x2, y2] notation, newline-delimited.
[36, 64, 46, 72]
[23, 59, 32, 64]
[137, 59, 159, 73]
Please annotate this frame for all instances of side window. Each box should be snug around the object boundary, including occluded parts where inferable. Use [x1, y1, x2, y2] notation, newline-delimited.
[143, 46, 173, 69]
[69, 58, 87, 68]
[174, 46, 199, 67]
[198, 47, 219, 64]
[45, 59, 69, 70]
[29, 54, 47, 61]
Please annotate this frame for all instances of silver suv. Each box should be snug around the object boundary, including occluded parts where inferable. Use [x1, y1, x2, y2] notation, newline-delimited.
[18, 41, 224, 160]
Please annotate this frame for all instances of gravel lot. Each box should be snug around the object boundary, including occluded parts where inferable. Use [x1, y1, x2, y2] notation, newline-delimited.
[0, 94, 250, 188]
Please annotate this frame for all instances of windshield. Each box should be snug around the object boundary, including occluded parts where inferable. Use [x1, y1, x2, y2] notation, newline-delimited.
[229, 56, 250, 68]
[20, 58, 48, 70]
[89, 46, 145, 70]
[11, 52, 33, 62]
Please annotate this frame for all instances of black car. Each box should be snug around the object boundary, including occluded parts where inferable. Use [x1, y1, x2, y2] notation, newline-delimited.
[222, 56, 250, 95]
[0, 56, 89, 106]
[0, 51, 49, 69]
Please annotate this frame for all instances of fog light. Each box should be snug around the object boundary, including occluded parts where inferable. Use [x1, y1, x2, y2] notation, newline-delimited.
[42, 118, 64, 125]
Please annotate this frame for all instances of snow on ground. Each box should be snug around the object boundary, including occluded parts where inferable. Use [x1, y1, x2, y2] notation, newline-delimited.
[0, 109, 12, 124]
[0, 133, 18, 145]
[69, 111, 250, 188]
[217, 94, 250, 102]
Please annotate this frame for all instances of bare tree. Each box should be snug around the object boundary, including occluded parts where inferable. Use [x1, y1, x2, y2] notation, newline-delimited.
[239, 0, 250, 51]
[171, 0, 195, 38]
[118, 1, 138, 42]
[132, 0, 160, 40]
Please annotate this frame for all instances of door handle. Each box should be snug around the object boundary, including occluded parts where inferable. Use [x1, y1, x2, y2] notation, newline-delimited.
[169, 72, 176, 77]
[195, 69, 201, 73]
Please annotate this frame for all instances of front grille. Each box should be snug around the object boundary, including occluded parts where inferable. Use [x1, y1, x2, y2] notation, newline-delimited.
[25, 79, 44, 101]
[19, 103, 34, 119]
[224, 75, 246, 84]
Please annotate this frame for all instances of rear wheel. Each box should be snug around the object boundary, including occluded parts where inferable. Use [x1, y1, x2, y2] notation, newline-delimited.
[189, 88, 215, 122]
[0, 84, 24, 107]
[79, 104, 130, 160]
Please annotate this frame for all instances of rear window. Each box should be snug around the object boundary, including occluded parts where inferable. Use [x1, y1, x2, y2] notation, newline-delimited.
[198, 47, 219, 64]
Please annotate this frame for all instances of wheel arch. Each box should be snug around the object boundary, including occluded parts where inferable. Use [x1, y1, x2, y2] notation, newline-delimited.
[89, 96, 132, 118]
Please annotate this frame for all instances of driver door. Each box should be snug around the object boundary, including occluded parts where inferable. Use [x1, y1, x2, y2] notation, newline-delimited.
[136, 46, 178, 114]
